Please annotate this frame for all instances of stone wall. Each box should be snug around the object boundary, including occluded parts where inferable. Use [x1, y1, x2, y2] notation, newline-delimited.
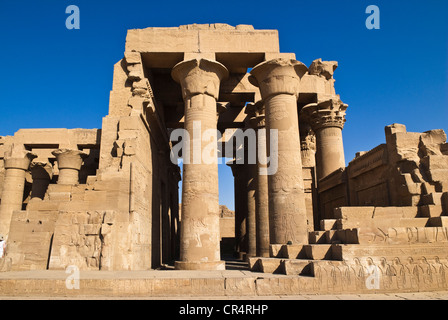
[219, 205, 235, 239]
[318, 124, 448, 219]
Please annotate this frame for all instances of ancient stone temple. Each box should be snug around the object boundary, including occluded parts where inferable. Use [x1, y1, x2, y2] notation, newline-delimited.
[0, 24, 447, 296]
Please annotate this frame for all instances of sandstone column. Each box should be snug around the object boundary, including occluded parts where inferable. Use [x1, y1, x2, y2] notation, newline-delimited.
[172, 58, 228, 270]
[301, 98, 348, 181]
[245, 161, 257, 259]
[0, 144, 37, 239]
[228, 160, 247, 260]
[249, 58, 309, 245]
[253, 103, 270, 257]
[246, 101, 270, 257]
[30, 162, 53, 201]
[52, 149, 88, 185]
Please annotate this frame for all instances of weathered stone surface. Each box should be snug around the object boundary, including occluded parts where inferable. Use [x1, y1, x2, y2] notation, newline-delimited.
[0, 24, 447, 298]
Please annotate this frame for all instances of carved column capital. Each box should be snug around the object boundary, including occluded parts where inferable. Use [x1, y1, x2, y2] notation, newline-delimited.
[248, 59, 310, 245]
[52, 149, 88, 171]
[301, 98, 348, 131]
[172, 58, 229, 101]
[52, 149, 88, 185]
[246, 101, 266, 129]
[3, 144, 37, 170]
[171, 58, 228, 271]
[249, 58, 308, 100]
[30, 161, 53, 201]
[255, 102, 266, 129]
[309, 58, 338, 80]
[30, 162, 53, 180]
[0, 144, 36, 239]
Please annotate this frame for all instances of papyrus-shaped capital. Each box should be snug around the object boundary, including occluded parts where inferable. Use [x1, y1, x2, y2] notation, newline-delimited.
[172, 58, 229, 100]
[249, 58, 308, 100]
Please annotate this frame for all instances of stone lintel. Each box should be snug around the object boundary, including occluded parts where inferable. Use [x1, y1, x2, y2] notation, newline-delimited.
[125, 25, 280, 54]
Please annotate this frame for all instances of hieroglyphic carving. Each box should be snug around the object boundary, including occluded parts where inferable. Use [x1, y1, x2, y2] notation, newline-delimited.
[314, 255, 448, 293]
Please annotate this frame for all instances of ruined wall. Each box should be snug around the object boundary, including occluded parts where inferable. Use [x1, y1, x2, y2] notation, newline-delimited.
[318, 124, 448, 219]
[95, 50, 180, 269]
[0, 53, 180, 272]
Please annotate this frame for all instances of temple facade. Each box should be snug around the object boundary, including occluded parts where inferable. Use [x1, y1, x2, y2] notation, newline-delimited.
[0, 24, 447, 294]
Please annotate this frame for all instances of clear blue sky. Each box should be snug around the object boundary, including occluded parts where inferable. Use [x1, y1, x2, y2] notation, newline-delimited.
[1, 0, 447, 210]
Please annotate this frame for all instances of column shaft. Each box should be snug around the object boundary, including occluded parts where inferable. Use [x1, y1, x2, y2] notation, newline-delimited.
[256, 128, 270, 257]
[172, 58, 228, 270]
[249, 59, 310, 245]
[246, 101, 270, 257]
[265, 94, 308, 244]
[30, 162, 53, 201]
[245, 163, 257, 259]
[301, 98, 348, 182]
[0, 168, 27, 238]
[0, 147, 36, 239]
[179, 94, 222, 269]
[315, 127, 345, 180]
[230, 164, 247, 260]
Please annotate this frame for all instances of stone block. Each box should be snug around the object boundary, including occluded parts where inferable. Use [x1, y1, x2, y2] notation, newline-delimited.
[385, 123, 407, 137]
[332, 243, 448, 261]
[47, 184, 72, 193]
[385, 227, 448, 244]
[320, 219, 337, 231]
[419, 205, 444, 217]
[333, 207, 375, 220]
[84, 190, 108, 205]
[224, 277, 256, 296]
[421, 193, 444, 206]
[119, 116, 141, 131]
[303, 244, 333, 260]
[259, 258, 284, 274]
[264, 52, 296, 61]
[309, 231, 328, 244]
[58, 200, 89, 212]
[248, 257, 261, 271]
[70, 191, 84, 201]
[325, 230, 339, 244]
[126, 25, 280, 54]
[117, 130, 138, 140]
[372, 207, 419, 219]
[283, 259, 312, 276]
[284, 244, 306, 259]
[269, 244, 286, 258]
[48, 192, 71, 202]
[255, 277, 302, 296]
[335, 229, 360, 244]
[338, 216, 429, 230]
[421, 155, 448, 176]
[124, 52, 142, 64]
